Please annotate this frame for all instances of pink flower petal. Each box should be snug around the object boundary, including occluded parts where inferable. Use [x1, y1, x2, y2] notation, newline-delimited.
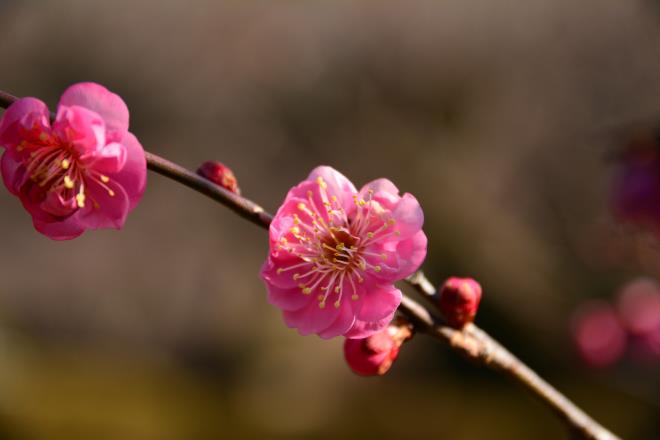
[1, 151, 27, 195]
[345, 308, 397, 339]
[76, 178, 130, 230]
[58, 82, 129, 142]
[308, 165, 358, 210]
[109, 132, 146, 210]
[53, 105, 106, 155]
[391, 193, 424, 240]
[80, 142, 127, 174]
[318, 301, 357, 339]
[33, 216, 85, 241]
[283, 301, 344, 336]
[0, 97, 50, 150]
[356, 284, 402, 322]
[265, 282, 313, 312]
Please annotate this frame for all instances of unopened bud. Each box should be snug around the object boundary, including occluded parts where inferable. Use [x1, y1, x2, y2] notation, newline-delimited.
[196, 160, 240, 194]
[344, 317, 413, 376]
[438, 277, 482, 328]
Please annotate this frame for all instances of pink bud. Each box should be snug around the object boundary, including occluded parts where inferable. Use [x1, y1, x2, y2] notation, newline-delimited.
[571, 301, 626, 368]
[437, 277, 482, 328]
[196, 160, 241, 194]
[344, 318, 413, 376]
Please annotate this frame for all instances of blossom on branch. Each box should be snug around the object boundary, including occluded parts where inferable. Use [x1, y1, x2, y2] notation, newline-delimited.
[0, 83, 146, 239]
[261, 166, 427, 339]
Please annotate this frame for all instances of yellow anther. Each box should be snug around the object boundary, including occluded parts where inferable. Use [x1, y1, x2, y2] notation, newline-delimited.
[277, 268, 284, 274]
[293, 215, 300, 225]
[336, 242, 345, 250]
[318, 294, 325, 300]
[293, 273, 300, 280]
[334, 286, 341, 293]
[307, 190, 313, 197]
[61, 159, 70, 169]
[334, 300, 341, 309]
[374, 265, 382, 273]
[387, 218, 396, 226]
[64, 175, 74, 189]
[302, 287, 312, 295]
[381, 253, 388, 261]
[100, 175, 110, 183]
[290, 226, 300, 234]
[358, 200, 366, 206]
[318, 302, 326, 309]
[367, 232, 374, 239]
[108, 189, 115, 197]
[316, 176, 327, 189]
[297, 203, 306, 211]
[75, 193, 86, 208]
[39, 132, 48, 142]
[394, 230, 401, 236]
[351, 294, 359, 301]
[331, 195, 337, 202]
[280, 237, 288, 243]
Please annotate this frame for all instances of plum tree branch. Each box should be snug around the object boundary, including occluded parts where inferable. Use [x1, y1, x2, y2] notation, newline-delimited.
[0, 89, 619, 440]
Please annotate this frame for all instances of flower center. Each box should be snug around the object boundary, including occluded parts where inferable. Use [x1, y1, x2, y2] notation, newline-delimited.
[20, 129, 115, 212]
[275, 176, 400, 310]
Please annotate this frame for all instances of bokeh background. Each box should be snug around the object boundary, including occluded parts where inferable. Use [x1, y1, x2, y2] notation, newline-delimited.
[1, 1, 659, 438]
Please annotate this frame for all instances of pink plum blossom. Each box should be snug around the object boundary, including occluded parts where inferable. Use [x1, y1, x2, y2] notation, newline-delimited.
[572, 301, 626, 368]
[0, 83, 146, 240]
[260, 166, 427, 339]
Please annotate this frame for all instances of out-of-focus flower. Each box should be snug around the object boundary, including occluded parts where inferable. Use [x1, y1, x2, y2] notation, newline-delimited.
[197, 160, 240, 194]
[344, 317, 413, 376]
[616, 277, 660, 336]
[261, 166, 427, 339]
[0, 83, 146, 240]
[617, 278, 660, 362]
[611, 133, 660, 234]
[437, 277, 482, 328]
[572, 301, 626, 368]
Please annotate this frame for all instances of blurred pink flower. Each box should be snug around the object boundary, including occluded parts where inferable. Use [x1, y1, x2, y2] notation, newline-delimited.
[611, 135, 660, 234]
[0, 83, 146, 240]
[344, 319, 412, 376]
[572, 301, 626, 368]
[261, 166, 427, 339]
[617, 278, 660, 363]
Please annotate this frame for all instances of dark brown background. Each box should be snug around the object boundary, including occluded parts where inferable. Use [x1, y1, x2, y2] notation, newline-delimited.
[0, 1, 659, 438]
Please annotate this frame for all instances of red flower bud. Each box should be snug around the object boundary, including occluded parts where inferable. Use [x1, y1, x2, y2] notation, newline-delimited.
[438, 277, 482, 328]
[344, 318, 413, 376]
[196, 160, 240, 195]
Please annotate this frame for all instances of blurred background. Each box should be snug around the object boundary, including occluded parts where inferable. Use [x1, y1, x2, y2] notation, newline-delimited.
[1, 0, 660, 438]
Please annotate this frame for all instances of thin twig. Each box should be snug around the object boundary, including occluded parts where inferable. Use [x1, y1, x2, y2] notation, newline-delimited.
[0, 89, 619, 440]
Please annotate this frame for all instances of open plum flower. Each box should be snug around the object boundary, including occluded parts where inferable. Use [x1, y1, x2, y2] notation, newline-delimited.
[261, 166, 427, 339]
[0, 83, 146, 240]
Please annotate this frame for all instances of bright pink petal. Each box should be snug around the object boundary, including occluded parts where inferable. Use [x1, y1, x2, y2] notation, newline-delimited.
[58, 82, 129, 142]
[358, 178, 400, 209]
[53, 105, 106, 155]
[0, 97, 51, 149]
[40, 191, 77, 217]
[76, 178, 130, 230]
[33, 216, 85, 240]
[391, 193, 424, 239]
[264, 282, 313, 312]
[345, 308, 397, 339]
[107, 132, 146, 210]
[356, 284, 402, 322]
[1, 151, 27, 195]
[318, 301, 357, 339]
[283, 301, 343, 336]
[260, 256, 311, 289]
[308, 165, 358, 210]
[81, 142, 127, 174]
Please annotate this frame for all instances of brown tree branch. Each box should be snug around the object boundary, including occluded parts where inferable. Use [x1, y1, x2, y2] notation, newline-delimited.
[0, 90, 619, 440]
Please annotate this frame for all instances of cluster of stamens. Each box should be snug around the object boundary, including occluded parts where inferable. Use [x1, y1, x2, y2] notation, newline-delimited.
[18, 127, 116, 211]
[276, 176, 401, 310]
